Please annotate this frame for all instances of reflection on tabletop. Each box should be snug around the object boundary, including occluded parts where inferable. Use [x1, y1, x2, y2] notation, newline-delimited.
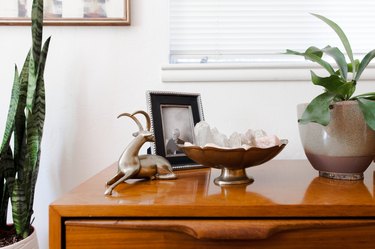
[106, 161, 374, 206]
[303, 177, 374, 204]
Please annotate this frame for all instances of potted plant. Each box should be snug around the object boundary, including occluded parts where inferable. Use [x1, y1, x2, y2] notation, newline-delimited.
[286, 13, 375, 180]
[0, 0, 50, 247]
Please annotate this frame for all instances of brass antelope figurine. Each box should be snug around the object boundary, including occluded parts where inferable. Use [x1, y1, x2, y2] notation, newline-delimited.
[105, 110, 177, 195]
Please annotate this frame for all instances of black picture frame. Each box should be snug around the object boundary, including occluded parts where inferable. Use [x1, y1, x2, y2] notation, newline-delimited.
[146, 91, 205, 170]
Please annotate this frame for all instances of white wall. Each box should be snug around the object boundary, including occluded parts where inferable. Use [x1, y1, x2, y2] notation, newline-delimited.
[0, 1, 374, 248]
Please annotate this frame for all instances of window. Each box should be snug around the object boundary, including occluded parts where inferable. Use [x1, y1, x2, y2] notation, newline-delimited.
[169, 0, 375, 64]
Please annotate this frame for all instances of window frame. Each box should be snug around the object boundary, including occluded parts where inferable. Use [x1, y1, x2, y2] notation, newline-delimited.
[162, 62, 375, 83]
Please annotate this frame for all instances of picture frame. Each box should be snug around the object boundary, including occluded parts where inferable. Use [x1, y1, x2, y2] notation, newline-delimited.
[0, 0, 130, 26]
[146, 91, 205, 170]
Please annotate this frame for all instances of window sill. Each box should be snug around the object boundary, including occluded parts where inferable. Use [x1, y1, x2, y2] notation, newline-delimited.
[161, 62, 375, 83]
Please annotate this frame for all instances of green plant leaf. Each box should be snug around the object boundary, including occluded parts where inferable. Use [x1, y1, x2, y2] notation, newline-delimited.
[26, 38, 50, 174]
[31, 0, 43, 67]
[285, 48, 335, 75]
[355, 49, 375, 81]
[36, 37, 51, 101]
[0, 146, 15, 227]
[299, 92, 336, 126]
[14, 52, 30, 165]
[26, 52, 37, 113]
[11, 179, 30, 238]
[352, 92, 375, 100]
[22, 39, 50, 221]
[357, 98, 375, 130]
[322, 46, 348, 80]
[305, 46, 323, 57]
[0, 66, 20, 155]
[311, 13, 355, 71]
[28, 0, 44, 112]
[310, 71, 355, 100]
[348, 59, 360, 73]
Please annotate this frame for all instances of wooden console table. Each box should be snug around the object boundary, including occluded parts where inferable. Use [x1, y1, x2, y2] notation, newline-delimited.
[49, 160, 375, 249]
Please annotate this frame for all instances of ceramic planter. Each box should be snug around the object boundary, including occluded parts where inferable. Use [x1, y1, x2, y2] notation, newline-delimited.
[297, 100, 375, 180]
[2, 227, 38, 249]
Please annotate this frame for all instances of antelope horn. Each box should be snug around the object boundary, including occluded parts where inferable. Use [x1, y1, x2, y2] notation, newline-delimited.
[117, 112, 144, 131]
[132, 110, 151, 131]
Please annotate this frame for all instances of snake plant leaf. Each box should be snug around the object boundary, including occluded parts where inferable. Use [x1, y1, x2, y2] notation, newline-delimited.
[28, 0, 44, 112]
[298, 92, 336, 126]
[285, 48, 335, 75]
[14, 52, 30, 165]
[27, 39, 49, 169]
[26, 53, 37, 113]
[355, 49, 375, 81]
[0, 66, 20, 154]
[0, 146, 15, 176]
[26, 85, 44, 174]
[311, 13, 355, 71]
[322, 46, 348, 80]
[36, 37, 51, 95]
[357, 98, 375, 130]
[0, 63, 22, 230]
[31, 0, 43, 67]
[352, 92, 375, 100]
[11, 179, 29, 238]
[0, 66, 18, 226]
[0, 146, 15, 227]
[26, 37, 50, 114]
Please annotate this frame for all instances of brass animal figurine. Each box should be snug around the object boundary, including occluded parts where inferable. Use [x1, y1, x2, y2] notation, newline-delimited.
[105, 110, 177, 195]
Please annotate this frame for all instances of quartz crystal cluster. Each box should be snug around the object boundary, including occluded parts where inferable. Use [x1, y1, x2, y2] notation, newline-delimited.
[187, 121, 281, 149]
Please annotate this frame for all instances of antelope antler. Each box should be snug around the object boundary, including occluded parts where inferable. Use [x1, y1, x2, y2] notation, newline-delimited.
[118, 112, 144, 131]
[132, 110, 151, 131]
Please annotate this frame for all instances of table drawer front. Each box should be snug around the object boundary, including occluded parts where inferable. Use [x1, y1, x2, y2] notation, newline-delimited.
[65, 219, 375, 249]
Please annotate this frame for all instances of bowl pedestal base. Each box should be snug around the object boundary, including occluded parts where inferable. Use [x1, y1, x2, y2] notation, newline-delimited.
[214, 168, 254, 186]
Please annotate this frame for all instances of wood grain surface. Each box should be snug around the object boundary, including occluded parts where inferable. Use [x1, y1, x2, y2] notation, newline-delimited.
[49, 160, 375, 249]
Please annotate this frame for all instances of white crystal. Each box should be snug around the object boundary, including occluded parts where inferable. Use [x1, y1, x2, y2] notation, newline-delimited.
[194, 121, 214, 146]
[229, 132, 242, 148]
[212, 127, 229, 147]
[193, 121, 281, 149]
[254, 135, 281, 148]
[252, 129, 267, 138]
[241, 129, 254, 146]
[250, 129, 267, 144]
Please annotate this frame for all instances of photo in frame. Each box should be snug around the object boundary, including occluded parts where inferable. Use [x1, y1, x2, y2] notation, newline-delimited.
[0, 0, 130, 26]
[146, 91, 205, 170]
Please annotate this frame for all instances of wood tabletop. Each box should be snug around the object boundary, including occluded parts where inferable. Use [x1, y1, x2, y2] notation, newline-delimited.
[50, 160, 375, 218]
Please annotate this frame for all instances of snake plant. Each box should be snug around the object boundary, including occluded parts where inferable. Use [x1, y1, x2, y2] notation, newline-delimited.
[0, 0, 51, 240]
[286, 13, 375, 130]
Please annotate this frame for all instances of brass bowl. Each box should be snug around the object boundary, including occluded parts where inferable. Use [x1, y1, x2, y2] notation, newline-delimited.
[179, 139, 288, 186]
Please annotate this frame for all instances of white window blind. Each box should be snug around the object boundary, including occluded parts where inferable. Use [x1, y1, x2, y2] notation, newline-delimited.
[169, 0, 375, 64]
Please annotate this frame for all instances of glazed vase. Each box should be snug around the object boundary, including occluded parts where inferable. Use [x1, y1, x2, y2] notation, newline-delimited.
[297, 101, 375, 180]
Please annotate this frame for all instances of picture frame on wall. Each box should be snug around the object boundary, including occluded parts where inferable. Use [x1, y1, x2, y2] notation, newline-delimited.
[0, 0, 130, 26]
[146, 91, 205, 170]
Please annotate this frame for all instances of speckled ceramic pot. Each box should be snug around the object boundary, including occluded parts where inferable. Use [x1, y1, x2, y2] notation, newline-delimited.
[2, 226, 38, 249]
[297, 101, 375, 180]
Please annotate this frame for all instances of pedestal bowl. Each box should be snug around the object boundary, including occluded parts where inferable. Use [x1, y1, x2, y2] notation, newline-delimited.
[179, 139, 288, 186]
